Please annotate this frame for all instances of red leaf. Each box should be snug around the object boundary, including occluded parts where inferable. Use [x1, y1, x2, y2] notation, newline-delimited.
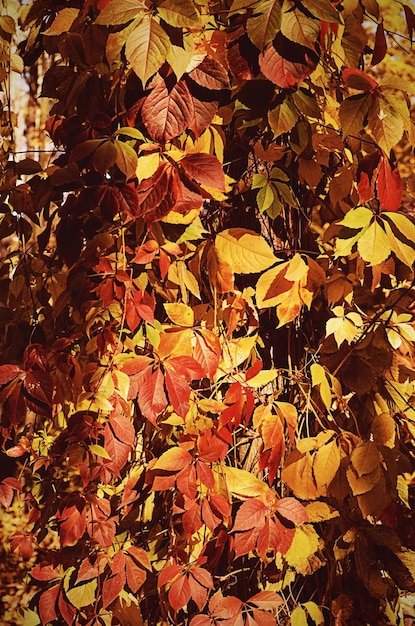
[103, 423, 130, 475]
[168, 575, 192, 612]
[198, 430, 228, 462]
[58, 591, 76, 624]
[23, 370, 54, 416]
[209, 493, 231, 519]
[275, 497, 309, 526]
[142, 74, 195, 142]
[248, 591, 284, 610]
[252, 608, 278, 626]
[195, 460, 215, 489]
[201, 498, 221, 531]
[125, 554, 146, 592]
[403, 4, 415, 42]
[31, 563, 61, 582]
[213, 595, 243, 619]
[0, 477, 21, 508]
[187, 576, 209, 610]
[357, 171, 374, 203]
[377, 154, 402, 212]
[183, 501, 203, 536]
[167, 355, 205, 379]
[39, 584, 60, 625]
[256, 518, 280, 562]
[190, 566, 214, 589]
[188, 56, 230, 91]
[234, 527, 261, 558]
[153, 446, 193, 471]
[165, 368, 190, 417]
[180, 153, 226, 191]
[137, 162, 180, 223]
[189, 616, 213, 626]
[77, 558, 101, 582]
[110, 413, 135, 447]
[194, 330, 220, 379]
[371, 20, 387, 66]
[56, 503, 87, 547]
[233, 499, 268, 532]
[188, 97, 219, 138]
[138, 367, 168, 425]
[176, 463, 198, 499]
[102, 570, 126, 609]
[10, 532, 34, 559]
[260, 44, 316, 88]
[0, 364, 23, 388]
[126, 546, 151, 570]
[120, 355, 152, 375]
[158, 563, 183, 588]
[342, 67, 378, 91]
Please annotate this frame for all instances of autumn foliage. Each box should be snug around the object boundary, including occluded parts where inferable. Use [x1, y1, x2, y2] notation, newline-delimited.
[1, 0, 415, 624]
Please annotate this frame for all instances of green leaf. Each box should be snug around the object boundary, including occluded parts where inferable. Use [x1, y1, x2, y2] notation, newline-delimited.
[126, 16, 171, 85]
[339, 93, 373, 139]
[215, 228, 279, 274]
[66, 579, 97, 609]
[268, 99, 298, 137]
[157, 0, 200, 27]
[257, 182, 277, 213]
[95, 0, 146, 25]
[246, 0, 281, 50]
[251, 173, 268, 189]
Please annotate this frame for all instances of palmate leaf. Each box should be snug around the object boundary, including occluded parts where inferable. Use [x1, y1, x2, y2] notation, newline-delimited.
[125, 16, 171, 85]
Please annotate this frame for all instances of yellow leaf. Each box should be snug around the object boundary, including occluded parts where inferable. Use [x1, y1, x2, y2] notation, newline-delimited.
[125, 16, 171, 85]
[282, 453, 320, 500]
[90, 444, 112, 460]
[16, 609, 40, 626]
[284, 254, 308, 281]
[44, 8, 79, 35]
[113, 370, 130, 401]
[302, 601, 325, 625]
[357, 221, 390, 266]
[136, 152, 161, 182]
[338, 206, 373, 229]
[310, 363, 331, 410]
[164, 303, 194, 327]
[219, 335, 257, 374]
[305, 502, 340, 522]
[215, 228, 279, 274]
[371, 412, 395, 448]
[223, 465, 271, 500]
[66, 579, 97, 609]
[246, 368, 278, 388]
[312, 439, 341, 495]
[290, 606, 308, 626]
[285, 525, 321, 575]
